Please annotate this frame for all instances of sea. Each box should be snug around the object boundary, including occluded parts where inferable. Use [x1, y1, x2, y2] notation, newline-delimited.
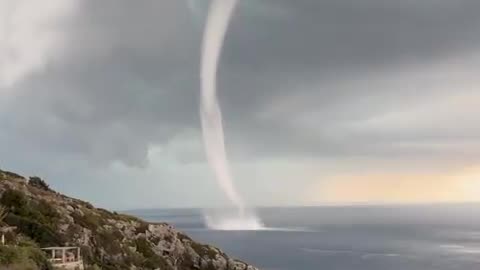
[128, 204, 480, 270]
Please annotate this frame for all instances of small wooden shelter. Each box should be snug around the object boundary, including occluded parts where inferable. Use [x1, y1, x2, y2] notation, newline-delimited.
[41, 247, 84, 270]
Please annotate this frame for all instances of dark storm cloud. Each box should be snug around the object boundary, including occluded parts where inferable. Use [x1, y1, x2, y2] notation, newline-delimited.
[220, 0, 480, 160]
[222, 0, 480, 112]
[2, 0, 480, 167]
[2, 0, 201, 166]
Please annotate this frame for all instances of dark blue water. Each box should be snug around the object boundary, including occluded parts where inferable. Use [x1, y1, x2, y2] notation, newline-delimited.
[129, 205, 480, 270]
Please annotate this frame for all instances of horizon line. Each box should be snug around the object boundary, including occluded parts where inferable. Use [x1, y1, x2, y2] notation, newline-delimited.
[120, 201, 480, 212]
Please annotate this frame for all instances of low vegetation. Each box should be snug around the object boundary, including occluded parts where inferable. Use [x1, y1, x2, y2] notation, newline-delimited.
[0, 168, 258, 270]
[1, 189, 63, 246]
[0, 239, 52, 270]
[28, 177, 50, 192]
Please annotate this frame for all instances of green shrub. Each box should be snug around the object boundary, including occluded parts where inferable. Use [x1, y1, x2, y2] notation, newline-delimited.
[84, 265, 102, 270]
[135, 237, 155, 258]
[0, 245, 20, 265]
[123, 249, 144, 266]
[135, 222, 149, 234]
[71, 211, 103, 229]
[1, 189, 63, 247]
[35, 200, 59, 226]
[190, 242, 218, 260]
[22, 246, 53, 270]
[177, 232, 192, 242]
[28, 177, 50, 191]
[80, 246, 96, 266]
[143, 255, 170, 270]
[0, 245, 52, 270]
[95, 230, 123, 254]
[4, 214, 63, 247]
[132, 237, 172, 269]
[1, 189, 28, 212]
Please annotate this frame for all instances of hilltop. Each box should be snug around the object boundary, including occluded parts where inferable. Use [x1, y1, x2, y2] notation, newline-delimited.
[0, 169, 258, 270]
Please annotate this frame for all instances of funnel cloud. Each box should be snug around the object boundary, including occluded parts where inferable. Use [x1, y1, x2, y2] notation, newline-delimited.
[200, 0, 263, 229]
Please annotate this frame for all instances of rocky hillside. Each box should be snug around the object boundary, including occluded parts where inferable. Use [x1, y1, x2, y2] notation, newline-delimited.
[0, 169, 258, 270]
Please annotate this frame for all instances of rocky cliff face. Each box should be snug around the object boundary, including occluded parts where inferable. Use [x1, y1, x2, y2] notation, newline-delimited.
[0, 169, 258, 270]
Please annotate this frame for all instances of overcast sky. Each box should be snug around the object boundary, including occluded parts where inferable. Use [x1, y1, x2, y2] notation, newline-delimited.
[1, 0, 480, 210]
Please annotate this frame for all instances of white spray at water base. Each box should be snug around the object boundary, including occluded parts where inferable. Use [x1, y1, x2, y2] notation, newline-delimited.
[200, 0, 264, 230]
